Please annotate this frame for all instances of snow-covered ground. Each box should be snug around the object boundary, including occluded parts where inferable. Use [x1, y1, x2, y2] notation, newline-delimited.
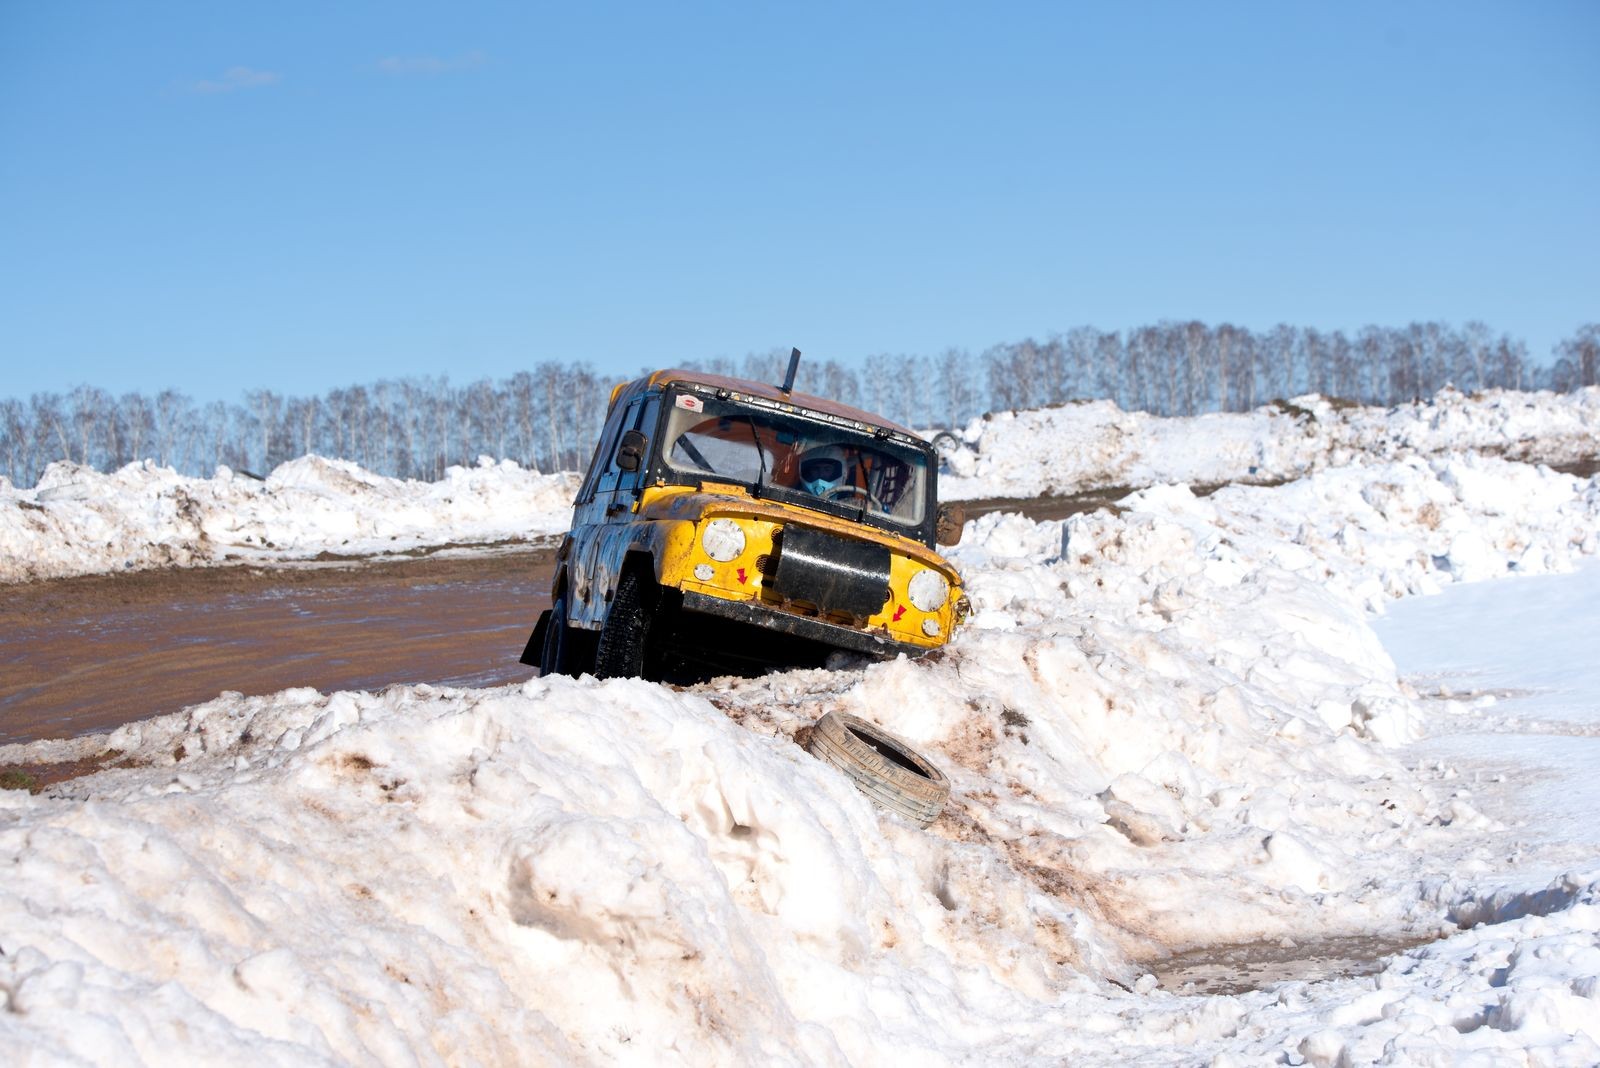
[1377, 558, 1600, 887]
[0, 456, 578, 583]
[3, 387, 1595, 585]
[940, 385, 1600, 501]
[3, 445, 1598, 1063]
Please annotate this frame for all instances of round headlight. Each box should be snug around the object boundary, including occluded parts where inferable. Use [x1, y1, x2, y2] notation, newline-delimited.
[701, 518, 746, 563]
[907, 569, 949, 612]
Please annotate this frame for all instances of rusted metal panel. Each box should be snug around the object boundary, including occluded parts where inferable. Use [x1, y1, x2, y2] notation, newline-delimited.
[635, 369, 924, 440]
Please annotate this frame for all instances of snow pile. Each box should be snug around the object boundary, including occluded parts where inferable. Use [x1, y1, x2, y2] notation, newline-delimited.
[0, 455, 579, 582]
[941, 386, 1600, 500]
[1117, 452, 1600, 612]
[899, 454, 1598, 949]
[3, 455, 1599, 1061]
[1, 678, 1149, 1064]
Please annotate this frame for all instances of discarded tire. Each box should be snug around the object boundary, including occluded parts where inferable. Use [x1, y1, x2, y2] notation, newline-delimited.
[806, 712, 949, 826]
[930, 430, 961, 458]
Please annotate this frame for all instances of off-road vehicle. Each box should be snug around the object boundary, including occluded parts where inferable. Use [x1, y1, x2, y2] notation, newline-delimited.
[520, 355, 968, 680]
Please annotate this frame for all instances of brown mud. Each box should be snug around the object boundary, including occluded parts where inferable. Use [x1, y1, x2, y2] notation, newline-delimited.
[958, 477, 1290, 524]
[0, 544, 556, 746]
[1149, 932, 1441, 996]
[1552, 456, 1600, 480]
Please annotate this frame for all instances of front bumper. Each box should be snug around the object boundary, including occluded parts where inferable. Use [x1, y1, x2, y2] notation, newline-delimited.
[679, 590, 929, 659]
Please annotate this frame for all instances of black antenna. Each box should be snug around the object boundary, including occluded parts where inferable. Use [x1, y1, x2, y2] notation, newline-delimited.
[780, 348, 801, 393]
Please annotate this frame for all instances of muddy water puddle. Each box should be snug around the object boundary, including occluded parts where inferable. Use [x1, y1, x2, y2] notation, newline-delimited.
[1151, 932, 1440, 996]
[0, 548, 556, 745]
[1552, 456, 1600, 480]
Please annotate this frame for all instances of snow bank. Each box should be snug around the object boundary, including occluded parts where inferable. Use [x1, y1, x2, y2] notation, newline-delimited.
[941, 386, 1600, 500]
[3, 454, 1598, 1062]
[0, 455, 579, 583]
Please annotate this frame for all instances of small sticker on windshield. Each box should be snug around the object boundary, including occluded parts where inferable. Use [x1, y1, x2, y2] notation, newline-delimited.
[675, 394, 704, 412]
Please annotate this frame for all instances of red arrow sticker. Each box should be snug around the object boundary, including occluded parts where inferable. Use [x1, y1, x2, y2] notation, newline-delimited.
[737, 568, 748, 585]
[892, 604, 906, 622]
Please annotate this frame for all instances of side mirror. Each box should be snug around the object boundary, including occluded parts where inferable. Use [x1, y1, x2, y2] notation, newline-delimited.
[935, 502, 966, 546]
[617, 429, 647, 473]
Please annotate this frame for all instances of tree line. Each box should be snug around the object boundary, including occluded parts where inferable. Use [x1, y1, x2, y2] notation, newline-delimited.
[3, 321, 1595, 488]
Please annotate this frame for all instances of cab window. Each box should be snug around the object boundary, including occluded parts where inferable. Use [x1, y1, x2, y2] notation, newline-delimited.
[577, 395, 634, 504]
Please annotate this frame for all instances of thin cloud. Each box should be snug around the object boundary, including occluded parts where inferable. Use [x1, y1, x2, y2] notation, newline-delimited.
[191, 66, 280, 94]
[374, 51, 487, 76]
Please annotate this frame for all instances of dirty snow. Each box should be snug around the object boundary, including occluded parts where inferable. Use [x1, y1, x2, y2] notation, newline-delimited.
[3, 434, 1599, 1063]
[0, 455, 578, 583]
[940, 385, 1600, 501]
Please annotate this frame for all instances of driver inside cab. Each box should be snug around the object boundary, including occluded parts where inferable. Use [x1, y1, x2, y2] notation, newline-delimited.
[790, 442, 905, 515]
[798, 444, 854, 497]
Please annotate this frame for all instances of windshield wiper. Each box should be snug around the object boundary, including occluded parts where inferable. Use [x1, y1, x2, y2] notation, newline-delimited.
[678, 436, 714, 473]
[747, 417, 766, 498]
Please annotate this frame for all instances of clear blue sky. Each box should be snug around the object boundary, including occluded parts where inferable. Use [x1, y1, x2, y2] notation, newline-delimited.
[2, 1, 1595, 401]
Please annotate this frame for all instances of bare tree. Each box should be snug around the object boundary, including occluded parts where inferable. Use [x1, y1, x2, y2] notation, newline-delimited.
[244, 389, 284, 472]
[1184, 322, 1207, 413]
[29, 393, 71, 469]
[0, 398, 32, 485]
[1036, 335, 1069, 406]
[983, 344, 1024, 412]
[1553, 324, 1600, 390]
[1258, 325, 1296, 401]
[932, 348, 977, 428]
[819, 358, 862, 411]
[1491, 334, 1528, 390]
[1124, 326, 1160, 413]
[1212, 324, 1237, 411]
[1231, 328, 1258, 410]
[1092, 330, 1123, 406]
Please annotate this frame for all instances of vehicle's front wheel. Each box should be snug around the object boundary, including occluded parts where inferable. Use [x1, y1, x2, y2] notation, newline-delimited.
[593, 567, 657, 679]
[540, 593, 576, 677]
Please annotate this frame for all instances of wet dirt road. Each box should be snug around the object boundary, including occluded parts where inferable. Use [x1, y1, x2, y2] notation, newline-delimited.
[0, 547, 554, 745]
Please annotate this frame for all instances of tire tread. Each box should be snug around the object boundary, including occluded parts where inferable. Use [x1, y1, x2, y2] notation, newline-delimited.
[805, 712, 949, 825]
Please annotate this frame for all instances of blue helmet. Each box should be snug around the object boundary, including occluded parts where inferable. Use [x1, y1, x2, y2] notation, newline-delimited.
[799, 445, 851, 497]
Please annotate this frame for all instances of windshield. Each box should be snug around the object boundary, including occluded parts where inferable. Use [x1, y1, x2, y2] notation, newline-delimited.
[660, 389, 930, 532]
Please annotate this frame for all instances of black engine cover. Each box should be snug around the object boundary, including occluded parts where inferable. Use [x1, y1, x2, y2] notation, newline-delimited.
[768, 526, 892, 620]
